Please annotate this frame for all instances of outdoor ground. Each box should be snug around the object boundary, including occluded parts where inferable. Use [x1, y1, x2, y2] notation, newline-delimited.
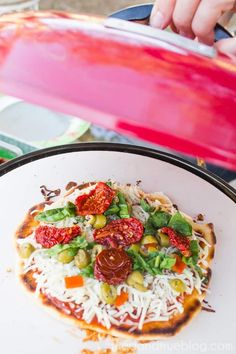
[40, 0, 236, 30]
[40, 0, 150, 16]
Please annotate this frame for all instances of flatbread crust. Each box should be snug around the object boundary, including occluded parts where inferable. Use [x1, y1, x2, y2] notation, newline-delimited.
[15, 189, 216, 341]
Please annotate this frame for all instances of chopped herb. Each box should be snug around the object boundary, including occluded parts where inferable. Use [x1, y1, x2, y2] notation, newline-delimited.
[182, 256, 195, 267]
[146, 253, 160, 269]
[106, 181, 113, 188]
[183, 240, 199, 266]
[80, 264, 94, 278]
[190, 240, 200, 263]
[45, 244, 66, 257]
[35, 202, 76, 223]
[182, 240, 201, 273]
[168, 212, 192, 236]
[127, 249, 176, 276]
[202, 275, 210, 285]
[154, 255, 161, 268]
[182, 258, 203, 278]
[144, 218, 156, 235]
[86, 241, 96, 250]
[144, 211, 171, 235]
[195, 265, 204, 278]
[140, 199, 152, 213]
[160, 257, 176, 270]
[45, 235, 90, 257]
[104, 200, 120, 216]
[69, 235, 89, 249]
[151, 211, 171, 228]
[131, 252, 157, 275]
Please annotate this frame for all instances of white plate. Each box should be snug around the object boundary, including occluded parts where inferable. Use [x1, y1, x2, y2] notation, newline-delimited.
[0, 96, 90, 147]
[0, 144, 235, 354]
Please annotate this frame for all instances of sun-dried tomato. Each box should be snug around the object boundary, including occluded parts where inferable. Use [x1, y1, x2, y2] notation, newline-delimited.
[94, 248, 132, 285]
[161, 227, 191, 257]
[94, 217, 143, 248]
[35, 225, 80, 248]
[75, 182, 115, 216]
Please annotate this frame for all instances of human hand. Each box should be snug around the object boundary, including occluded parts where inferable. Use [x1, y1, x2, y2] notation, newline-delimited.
[150, 0, 236, 45]
[215, 37, 236, 59]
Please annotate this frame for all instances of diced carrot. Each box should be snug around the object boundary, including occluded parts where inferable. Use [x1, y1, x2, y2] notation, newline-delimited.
[115, 291, 129, 307]
[172, 254, 186, 274]
[65, 275, 84, 289]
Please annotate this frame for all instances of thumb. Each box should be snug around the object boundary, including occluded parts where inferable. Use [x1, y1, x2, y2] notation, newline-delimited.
[150, 0, 176, 29]
[215, 37, 236, 60]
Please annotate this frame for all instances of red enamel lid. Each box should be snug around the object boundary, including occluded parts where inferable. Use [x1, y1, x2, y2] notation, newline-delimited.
[0, 12, 235, 169]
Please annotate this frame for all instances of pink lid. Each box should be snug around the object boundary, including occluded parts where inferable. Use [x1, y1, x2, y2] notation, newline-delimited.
[0, 12, 235, 169]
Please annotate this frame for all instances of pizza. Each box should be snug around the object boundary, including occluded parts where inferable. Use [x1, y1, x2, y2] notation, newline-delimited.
[15, 181, 216, 340]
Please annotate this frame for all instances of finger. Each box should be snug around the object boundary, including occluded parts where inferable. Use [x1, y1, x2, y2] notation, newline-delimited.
[170, 21, 178, 33]
[172, 0, 201, 39]
[192, 0, 236, 45]
[150, 0, 176, 29]
[215, 37, 236, 59]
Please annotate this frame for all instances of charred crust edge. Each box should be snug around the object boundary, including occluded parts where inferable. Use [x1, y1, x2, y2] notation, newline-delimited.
[20, 269, 203, 339]
[208, 223, 217, 245]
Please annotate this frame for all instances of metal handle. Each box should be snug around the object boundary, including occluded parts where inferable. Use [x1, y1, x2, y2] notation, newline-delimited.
[105, 18, 216, 58]
[214, 23, 233, 41]
[109, 3, 233, 42]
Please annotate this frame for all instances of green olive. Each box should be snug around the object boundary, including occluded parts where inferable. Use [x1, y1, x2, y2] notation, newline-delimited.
[93, 214, 107, 229]
[139, 235, 159, 256]
[126, 271, 148, 292]
[57, 249, 75, 264]
[141, 235, 158, 245]
[91, 244, 104, 261]
[127, 271, 144, 285]
[74, 249, 91, 269]
[140, 235, 160, 256]
[87, 215, 96, 225]
[169, 279, 186, 293]
[139, 246, 148, 257]
[134, 283, 149, 292]
[19, 243, 35, 259]
[140, 245, 158, 257]
[100, 283, 117, 305]
[128, 243, 141, 253]
[158, 232, 170, 247]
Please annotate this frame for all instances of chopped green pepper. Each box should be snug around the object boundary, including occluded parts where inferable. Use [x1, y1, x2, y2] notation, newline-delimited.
[117, 192, 130, 218]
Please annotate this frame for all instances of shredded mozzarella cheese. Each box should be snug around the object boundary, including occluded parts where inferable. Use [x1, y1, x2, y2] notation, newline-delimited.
[21, 249, 207, 330]
[17, 182, 212, 331]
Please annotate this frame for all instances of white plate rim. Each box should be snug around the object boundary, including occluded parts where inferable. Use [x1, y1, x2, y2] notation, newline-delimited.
[0, 142, 235, 203]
